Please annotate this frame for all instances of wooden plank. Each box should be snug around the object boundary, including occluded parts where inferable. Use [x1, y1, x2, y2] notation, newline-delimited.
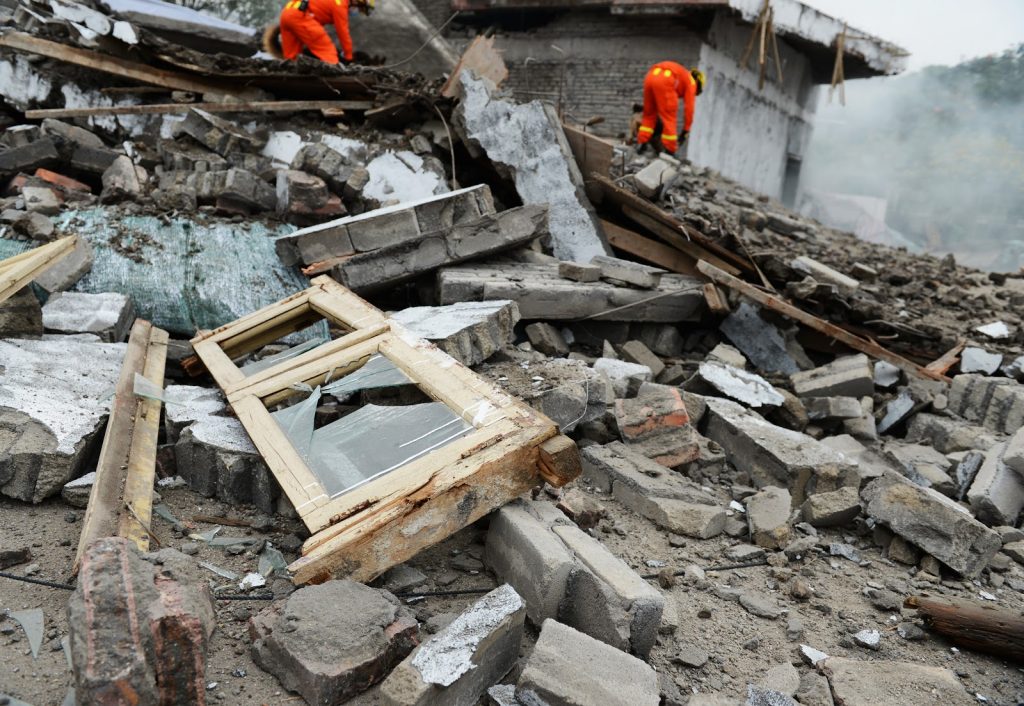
[239, 338, 381, 406]
[25, 100, 374, 120]
[601, 218, 698, 275]
[563, 125, 615, 203]
[538, 434, 584, 487]
[905, 595, 1024, 663]
[118, 328, 169, 550]
[621, 205, 741, 276]
[441, 35, 509, 98]
[0, 236, 78, 303]
[192, 290, 311, 346]
[0, 32, 248, 97]
[192, 340, 246, 389]
[698, 260, 949, 382]
[594, 173, 754, 275]
[73, 319, 152, 574]
[925, 339, 968, 376]
[309, 276, 389, 329]
[702, 282, 730, 315]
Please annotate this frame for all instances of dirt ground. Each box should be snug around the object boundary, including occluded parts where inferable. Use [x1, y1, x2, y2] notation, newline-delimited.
[2, 466, 1023, 706]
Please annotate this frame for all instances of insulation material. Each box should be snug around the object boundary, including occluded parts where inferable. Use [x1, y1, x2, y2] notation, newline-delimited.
[0, 210, 317, 336]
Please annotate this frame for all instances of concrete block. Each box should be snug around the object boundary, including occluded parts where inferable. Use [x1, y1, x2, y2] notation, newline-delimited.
[70, 144, 120, 174]
[842, 395, 878, 441]
[791, 354, 874, 398]
[803, 397, 863, 422]
[526, 322, 569, 356]
[558, 260, 601, 282]
[591, 255, 664, 290]
[862, 471, 1002, 577]
[791, 256, 858, 296]
[633, 323, 684, 358]
[702, 396, 859, 505]
[33, 235, 93, 294]
[708, 343, 747, 369]
[456, 73, 608, 263]
[69, 538, 215, 706]
[553, 524, 664, 657]
[0, 287, 42, 337]
[100, 155, 146, 203]
[967, 443, 1024, 526]
[620, 339, 664, 377]
[633, 159, 677, 198]
[22, 185, 61, 215]
[380, 584, 525, 706]
[40, 118, 104, 151]
[178, 108, 265, 156]
[613, 382, 699, 468]
[220, 168, 276, 212]
[694, 362, 784, 408]
[438, 262, 705, 323]
[41, 292, 135, 342]
[801, 485, 861, 527]
[720, 302, 800, 375]
[250, 580, 418, 705]
[745, 486, 793, 549]
[515, 620, 659, 706]
[1005, 427, 1024, 476]
[392, 300, 519, 366]
[0, 337, 124, 502]
[162, 384, 228, 444]
[983, 383, 1024, 435]
[593, 357, 652, 398]
[174, 415, 279, 514]
[275, 169, 343, 221]
[485, 499, 575, 626]
[338, 206, 547, 292]
[884, 442, 955, 497]
[0, 137, 59, 174]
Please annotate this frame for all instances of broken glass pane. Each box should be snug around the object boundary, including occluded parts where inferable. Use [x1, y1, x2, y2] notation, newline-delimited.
[308, 402, 473, 497]
[240, 337, 326, 377]
[9, 608, 43, 659]
[321, 354, 413, 398]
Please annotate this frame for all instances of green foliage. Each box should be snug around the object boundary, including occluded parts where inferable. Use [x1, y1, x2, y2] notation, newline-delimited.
[803, 44, 1024, 250]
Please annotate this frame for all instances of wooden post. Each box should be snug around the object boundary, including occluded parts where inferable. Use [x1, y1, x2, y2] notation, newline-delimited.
[905, 595, 1024, 663]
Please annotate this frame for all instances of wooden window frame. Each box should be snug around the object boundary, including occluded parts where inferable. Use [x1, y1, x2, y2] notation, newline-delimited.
[191, 276, 580, 583]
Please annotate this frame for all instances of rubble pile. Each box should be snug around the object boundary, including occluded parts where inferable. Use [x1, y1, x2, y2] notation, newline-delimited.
[1, 2, 1023, 705]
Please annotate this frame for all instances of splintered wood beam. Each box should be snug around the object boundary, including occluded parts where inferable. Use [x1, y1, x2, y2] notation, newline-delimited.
[25, 100, 375, 119]
[441, 34, 508, 98]
[74, 319, 169, 573]
[925, 339, 967, 376]
[0, 32, 245, 96]
[621, 205, 740, 276]
[698, 260, 949, 383]
[0, 236, 78, 303]
[905, 596, 1024, 663]
[601, 218, 698, 275]
[702, 282, 730, 315]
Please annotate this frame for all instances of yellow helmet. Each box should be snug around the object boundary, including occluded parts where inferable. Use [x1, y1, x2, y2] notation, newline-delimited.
[691, 68, 706, 95]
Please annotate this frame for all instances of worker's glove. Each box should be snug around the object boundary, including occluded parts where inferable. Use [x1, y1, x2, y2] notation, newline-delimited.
[681, 131, 689, 145]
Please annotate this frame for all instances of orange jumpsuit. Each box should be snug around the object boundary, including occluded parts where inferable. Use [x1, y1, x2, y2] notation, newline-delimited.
[637, 61, 697, 154]
[279, 0, 353, 65]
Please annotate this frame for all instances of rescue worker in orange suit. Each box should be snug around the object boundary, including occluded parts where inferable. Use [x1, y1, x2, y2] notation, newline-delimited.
[263, 0, 373, 65]
[637, 62, 705, 154]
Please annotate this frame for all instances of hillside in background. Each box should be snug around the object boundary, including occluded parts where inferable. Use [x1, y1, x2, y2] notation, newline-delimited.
[802, 44, 1024, 271]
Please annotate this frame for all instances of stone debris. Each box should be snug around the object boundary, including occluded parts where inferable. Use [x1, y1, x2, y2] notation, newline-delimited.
[40, 291, 135, 342]
[745, 486, 793, 549]
[613, 382, 700, 467]
[250, 580, 419, 705]
[821, 657, 973, 705]
[791, 355, 874, 399]
[392, 300, 519, 366]
[694, 361, 785, 408]
[380, 584, 525, 706]
[515, 619, 660, 706]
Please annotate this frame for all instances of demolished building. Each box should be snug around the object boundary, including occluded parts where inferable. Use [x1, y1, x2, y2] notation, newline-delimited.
[1, 1, 1023, 705]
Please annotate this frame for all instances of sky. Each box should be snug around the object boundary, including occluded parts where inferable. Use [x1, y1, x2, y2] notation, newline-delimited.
[803, 0, 1024, 71]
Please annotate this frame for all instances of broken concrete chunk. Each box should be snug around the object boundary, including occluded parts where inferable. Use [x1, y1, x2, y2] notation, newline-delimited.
[967, 443, 1024, 526]
[0, 287, 43, 337]
[22, 185, 61, 215]
[633, 158, 678, 198]
[791, 354, 873, 399]
[803, 396, 863, 423]
[100, 155, 146, 203]
[251, 580, 418, 705]
[702, 396, 858, 505]
[516, 619, 659, 706]
[695, 362, 784, 408]
[558, 260, 601, 283]
[392, 300, 519, 366]
[620, 340, 664, 377]
[821, 657, 973, 706]
[745, 486, 792, 549]
[41, 292, 135, 342]
[593, 357, 652, 398]
[633, 323, 684, 358]
[554, 523, 664, 657]
[69, 538, 215, 705]
[884, 442, 955, 497]
[456, 73, 608, 263]
[178, 108, 266, 156]
[862, 471, 1001, 577]
[0, 337, 124, 502]
[591, 255, 664, 290]
[1005, 426, 1024, 476]
[905, 413, 998, 454]
[380, 584, 525, 706]
[720, 302, 800, 375]
[614, 383, 698, 468]
[947, 374, 1024, 434]
[33, 235, 94, 294]
[0, 137, 60, 175]
[526, 322, 569, 356]
[801, 485, 861, 527]
[162, 385, 228, 444]
[874, 361, 901, 388]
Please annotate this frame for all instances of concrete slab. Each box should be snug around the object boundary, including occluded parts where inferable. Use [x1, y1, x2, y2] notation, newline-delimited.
[41, 291, 135, 342]
[391, 300, 519, 366]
